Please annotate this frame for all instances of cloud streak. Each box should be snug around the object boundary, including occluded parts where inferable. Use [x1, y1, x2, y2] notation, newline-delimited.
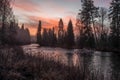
[12, 0, 111, 35]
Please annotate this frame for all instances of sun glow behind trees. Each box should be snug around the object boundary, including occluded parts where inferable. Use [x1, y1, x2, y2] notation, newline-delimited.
[11, 0, 111, 36]
[35, 0, 119, 50]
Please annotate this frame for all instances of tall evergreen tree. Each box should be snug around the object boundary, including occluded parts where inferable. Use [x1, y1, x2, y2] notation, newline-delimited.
[9, 21, 17, 44]
[79, 0, 97, 48]
[66, 20, 74, 48]
[42, 28, 49, 46]
[25, 28, 31, 44]
[37, 20, 42, 45]
[57, 19, 65, 46]
[48, 29, 53, 46]
[109, 0, 120, 49]
[51, 27, 57, 46]
[0, 0, 13, 44]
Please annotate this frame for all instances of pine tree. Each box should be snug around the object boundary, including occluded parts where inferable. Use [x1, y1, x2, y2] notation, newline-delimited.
[9, 21, 17, 44]
[66, 20, 74, 48]
[37, 20, 42, 46]
[51, 27, 57, 46]
[0, 0, 13, 44]
[48, 29, 53, 46]
[42, 28, 49, 46]
[109, 0, 120, 49]
[25, 28, 31, 44]
[79, 0, 97, 48]
[57, 19, 65, 46]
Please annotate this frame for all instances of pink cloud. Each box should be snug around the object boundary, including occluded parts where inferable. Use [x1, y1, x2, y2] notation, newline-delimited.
[14, 2, 40, 12]
[18, 15, 76, 36]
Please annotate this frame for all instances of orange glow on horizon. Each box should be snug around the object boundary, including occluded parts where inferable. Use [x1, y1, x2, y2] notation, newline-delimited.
[20, 16, 76, 36]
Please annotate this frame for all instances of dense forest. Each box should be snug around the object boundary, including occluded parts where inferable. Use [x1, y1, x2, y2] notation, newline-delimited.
[37, 0, 120, 52]
[0, 0, 31, 45]
[0, 0, 119, 52]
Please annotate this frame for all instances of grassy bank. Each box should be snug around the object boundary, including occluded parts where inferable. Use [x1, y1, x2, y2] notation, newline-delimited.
[0, 46, 119, 80]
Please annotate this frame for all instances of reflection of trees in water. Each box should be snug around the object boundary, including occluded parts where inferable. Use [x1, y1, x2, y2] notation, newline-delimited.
[72, 53, 80, 67]
[80, 55, 92, 80]
[100, 54, 112, 80]
[89, 52, 120, 80]
[23, 46, 120, 80]
[110, 55, 120, 80]
[66, 53, 73, 67]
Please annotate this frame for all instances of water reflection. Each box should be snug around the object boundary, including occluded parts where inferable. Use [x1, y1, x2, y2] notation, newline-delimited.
[72, 53, 80, 67]
[89, 52, 112, 80]
[22, 44, 120, 80]
[110, 54, 120, 80]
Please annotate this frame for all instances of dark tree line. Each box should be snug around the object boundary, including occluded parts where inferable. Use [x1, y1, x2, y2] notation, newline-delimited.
[0, 0, 13, 44]
[41, 28, 57, 46]
[76, 0, 120, 51]
[37, 20, 57, 47]
[109, 0, 120, 49]
[37, 0, 119, 51]
[37, 19, 74, 48]
[0, 0, 31, 45]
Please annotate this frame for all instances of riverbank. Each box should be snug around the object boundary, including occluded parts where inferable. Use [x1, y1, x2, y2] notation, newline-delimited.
[37, 44, 120, 54]
[0, 46, 120, 80]
[0, 46, 86, 80]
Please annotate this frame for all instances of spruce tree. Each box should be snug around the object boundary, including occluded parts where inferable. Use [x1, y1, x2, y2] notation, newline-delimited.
[37, 20, 42, 46]
[109, 0, 120, 49]
[79, 0, 98, 48]
[52, 27, 57, 46]
[0, 0, 14, 44]
[9, 21, 17, 44]
[57, 19, 65, 46]
[42, 28, 49, 46]
[66, 20, 74, 48]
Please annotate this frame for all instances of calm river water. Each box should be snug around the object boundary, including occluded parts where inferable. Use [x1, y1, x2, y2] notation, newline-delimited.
[22, 44, 120, 80]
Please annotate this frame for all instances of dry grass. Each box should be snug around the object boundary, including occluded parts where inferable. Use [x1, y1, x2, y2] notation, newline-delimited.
[0, 46, 119, 80]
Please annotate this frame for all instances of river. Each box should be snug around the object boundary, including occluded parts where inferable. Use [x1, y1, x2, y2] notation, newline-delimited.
[22, 44, 120, 80]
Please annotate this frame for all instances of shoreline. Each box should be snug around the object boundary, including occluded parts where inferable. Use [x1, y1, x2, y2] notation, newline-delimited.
[37, 45, 120, 53]
[0, 44, 119, 54]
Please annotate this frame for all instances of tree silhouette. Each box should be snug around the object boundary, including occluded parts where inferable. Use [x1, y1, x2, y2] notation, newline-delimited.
[0, 0, 14, 44]
[109, 0, 120, 49]
[51, 27, 57, 46]
[47, 28, 57, 46]
[21, 24, 24, 29]
[66, 20, 74, 48]
[41, 28, 49, 46]
[98, 7, 109, 48]
[37, 20, 42, 46]
[79, 0, 97, 48]
[57, 19, 65, 46]
[9, 21, 17, 44]
[99, 7, 108, 31]
[25, 28, 31, 44]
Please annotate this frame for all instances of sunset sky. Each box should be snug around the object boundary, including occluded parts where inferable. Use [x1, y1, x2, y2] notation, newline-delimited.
[12, 0, 111, 36]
